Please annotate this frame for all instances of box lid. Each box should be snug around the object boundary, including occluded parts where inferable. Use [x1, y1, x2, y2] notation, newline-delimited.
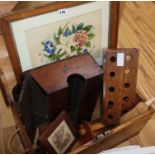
[30, 53, 103, 94]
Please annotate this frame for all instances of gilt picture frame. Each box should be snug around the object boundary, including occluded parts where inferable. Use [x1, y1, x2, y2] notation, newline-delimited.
[1, 1, 119, 83]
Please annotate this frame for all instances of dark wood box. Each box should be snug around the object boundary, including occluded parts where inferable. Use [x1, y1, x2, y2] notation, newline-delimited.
[19, 53, 103, 140]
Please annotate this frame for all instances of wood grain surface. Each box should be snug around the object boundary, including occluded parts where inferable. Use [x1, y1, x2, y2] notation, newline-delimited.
[0, 1, 155, 152]
[103, 48, 139, 126]
[31, 53, 103, 94]
[71, 102, 154, 153]
[0, 2, 17, 33]
[116, 1, 155, 147]
[0, 2, 17, 16]
[118, 1, 155, 101]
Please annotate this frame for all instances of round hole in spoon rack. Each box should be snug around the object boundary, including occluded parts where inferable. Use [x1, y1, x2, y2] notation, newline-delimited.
[108, 114, 113, 119]
[108, 101, 114, 108]
[109, 71, 116, 77]
[110, 56, 116, 62]
[124, 83, 130, 88]
[109, 86, 115, 92]
[123, 96, 129, 102]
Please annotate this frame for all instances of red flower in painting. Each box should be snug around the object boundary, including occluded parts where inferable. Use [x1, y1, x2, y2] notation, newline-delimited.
[73, 30, 88, 49]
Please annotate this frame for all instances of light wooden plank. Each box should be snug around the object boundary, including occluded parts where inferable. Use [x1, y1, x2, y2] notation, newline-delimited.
[116, 1, 155, 147]
[71, 106, 154, 153]
[3, 126, 24, 153]
[0, 113, 5, 153]
[0, 90, 15, 128]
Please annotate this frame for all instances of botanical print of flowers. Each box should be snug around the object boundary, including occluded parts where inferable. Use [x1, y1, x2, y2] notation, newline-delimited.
[41, 22, 95, 62]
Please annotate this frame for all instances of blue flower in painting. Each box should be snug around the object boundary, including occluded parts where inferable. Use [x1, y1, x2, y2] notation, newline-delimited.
[63, 29, 72, 37]
[43, 40, 56, 56]
[83, 48, 88, 53]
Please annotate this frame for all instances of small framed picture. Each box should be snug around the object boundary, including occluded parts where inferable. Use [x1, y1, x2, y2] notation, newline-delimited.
[38, 111, 78, 153]
[1, 2, 119, 83]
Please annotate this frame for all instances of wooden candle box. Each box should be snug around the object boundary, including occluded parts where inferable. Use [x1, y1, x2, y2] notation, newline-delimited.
[19, 53, 103, 141]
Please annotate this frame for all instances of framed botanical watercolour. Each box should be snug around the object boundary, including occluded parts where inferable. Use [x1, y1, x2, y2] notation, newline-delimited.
[38, 111, 78, 153]
[1, 1, 119, 83]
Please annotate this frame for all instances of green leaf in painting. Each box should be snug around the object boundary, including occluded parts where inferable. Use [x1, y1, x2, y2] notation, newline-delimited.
[67, 28, 72, 35]
[72, 25, 76, 33]
[54, 37, 60, 45]
[64, 27, 68, 33]
[76, 48, 82, 54]
[88, 33, 95, 40]
[83, 25, 93, 32]
[53, 32, 60, 44]
[41, 41, 45, 45]
[48, 54, 54, 58]
[57, 52, 66, 59]
[58, 26, 63, 36]
[71, 46, 76, 52]
[76, 23, 84, 31]
[85, 41, 91, 47]
[43, 53, 47, 57]
[64, 27, 72, 36]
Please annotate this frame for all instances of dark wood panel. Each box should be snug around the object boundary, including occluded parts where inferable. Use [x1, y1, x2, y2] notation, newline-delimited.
[19, 53, 103, 141]
[31, 53, 102, 94]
